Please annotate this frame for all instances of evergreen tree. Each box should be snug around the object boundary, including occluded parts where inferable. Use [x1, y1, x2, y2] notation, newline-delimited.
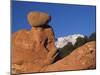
[59, 42, 74, 58]
[89, 32, 96, 41]
[74, 36, 88, 49]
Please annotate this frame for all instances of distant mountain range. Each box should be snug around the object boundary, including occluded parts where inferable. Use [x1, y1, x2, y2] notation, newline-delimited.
[55, 34, 85, 49]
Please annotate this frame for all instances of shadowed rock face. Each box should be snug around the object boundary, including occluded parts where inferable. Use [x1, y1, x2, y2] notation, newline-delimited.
[12, 12, 57, 74]
[40, 41, 96, 72]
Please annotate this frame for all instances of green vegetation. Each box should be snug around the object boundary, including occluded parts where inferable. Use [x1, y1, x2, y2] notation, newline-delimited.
[74, 36, 88, 49]
[58, 32, 96, 58]
[89, 32, 96, 41]
[59, 42, 74, 58]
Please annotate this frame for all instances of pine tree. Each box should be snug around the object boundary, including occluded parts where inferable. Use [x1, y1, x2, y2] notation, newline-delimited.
[74, 36, 88, 49]
[89, 32, 96, 41]
[59, 42, 74, 58]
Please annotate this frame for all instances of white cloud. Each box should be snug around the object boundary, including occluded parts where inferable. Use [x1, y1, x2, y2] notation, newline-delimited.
[55, 34, 84, 48]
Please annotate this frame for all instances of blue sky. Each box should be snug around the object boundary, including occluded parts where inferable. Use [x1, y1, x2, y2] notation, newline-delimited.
[12, 1, 96, 38]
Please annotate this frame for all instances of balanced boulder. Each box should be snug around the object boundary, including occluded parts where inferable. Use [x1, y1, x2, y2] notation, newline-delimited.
[27, 11, 51, 27]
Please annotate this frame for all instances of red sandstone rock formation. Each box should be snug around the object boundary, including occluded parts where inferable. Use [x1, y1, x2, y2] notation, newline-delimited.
[40, 41, 96, 72]
[12, 11, 96, 74]
[27, 11, 51, 27]
[12, 12, 57, 74]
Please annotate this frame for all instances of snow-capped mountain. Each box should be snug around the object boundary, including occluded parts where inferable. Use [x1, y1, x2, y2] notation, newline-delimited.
[55, 34, 84, 49]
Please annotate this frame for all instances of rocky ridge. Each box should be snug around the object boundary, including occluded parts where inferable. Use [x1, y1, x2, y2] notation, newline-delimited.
[12, 11, 96, 74]
[40, 41, 96, 72]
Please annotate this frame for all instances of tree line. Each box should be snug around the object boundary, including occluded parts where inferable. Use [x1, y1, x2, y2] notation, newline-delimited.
[58, 32, 96, 58]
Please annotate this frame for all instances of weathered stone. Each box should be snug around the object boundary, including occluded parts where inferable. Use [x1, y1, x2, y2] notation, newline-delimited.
[27, 11, 51, 27]
[12, 11, 57, 74]
[40, 41, 96, 72]
[12, 11, 96, 74]
[12, 25, 57, 74]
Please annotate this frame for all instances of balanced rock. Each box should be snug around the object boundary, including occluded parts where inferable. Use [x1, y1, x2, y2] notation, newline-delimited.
[27, 11, 51, 27]
[12, 12, 57, 74]
[41, 41, 96, 72]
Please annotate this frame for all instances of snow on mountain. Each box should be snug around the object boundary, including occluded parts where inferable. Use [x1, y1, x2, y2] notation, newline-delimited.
[55, 34, 84, 49]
